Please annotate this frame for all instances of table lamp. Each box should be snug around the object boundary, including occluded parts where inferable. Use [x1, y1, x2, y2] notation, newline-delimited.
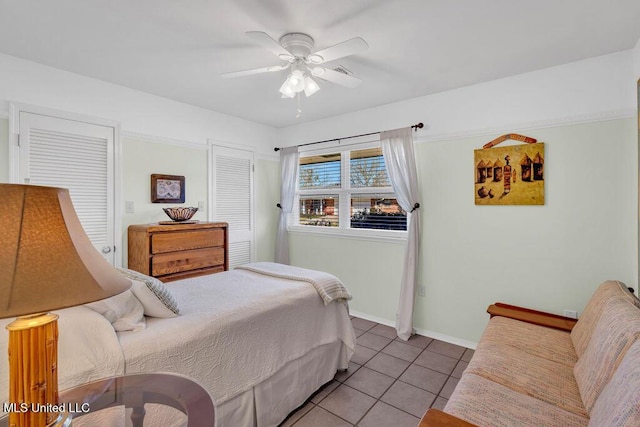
[0, 184, 131, 426]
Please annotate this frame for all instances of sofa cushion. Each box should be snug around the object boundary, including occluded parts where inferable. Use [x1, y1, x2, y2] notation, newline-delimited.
[574, 298, 640, 414]
[571, 280, 640, 357]
[465, 341, 586, 416]
[481, 316, 576, 366]
[588, 340, 640, 426]
[444, 372, 589, 427]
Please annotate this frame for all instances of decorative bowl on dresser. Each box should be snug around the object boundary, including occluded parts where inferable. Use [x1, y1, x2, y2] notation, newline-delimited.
[128, 221, 228, 282]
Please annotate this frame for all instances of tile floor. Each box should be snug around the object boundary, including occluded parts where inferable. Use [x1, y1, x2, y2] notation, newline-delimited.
[280, 316, 474, 427]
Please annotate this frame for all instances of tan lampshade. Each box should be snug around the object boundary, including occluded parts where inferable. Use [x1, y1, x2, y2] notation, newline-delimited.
[0, 184, 131, 319]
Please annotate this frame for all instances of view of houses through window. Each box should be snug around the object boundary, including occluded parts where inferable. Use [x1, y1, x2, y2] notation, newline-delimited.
[297, 147, 407, 231]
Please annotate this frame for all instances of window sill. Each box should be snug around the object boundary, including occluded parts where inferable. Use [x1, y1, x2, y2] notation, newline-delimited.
[288, 225, 407, 244]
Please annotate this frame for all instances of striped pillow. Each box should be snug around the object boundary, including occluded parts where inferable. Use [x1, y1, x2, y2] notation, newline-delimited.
[118, 268, 180, 317]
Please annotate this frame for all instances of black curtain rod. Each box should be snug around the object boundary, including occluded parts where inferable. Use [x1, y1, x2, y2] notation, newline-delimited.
[273, 122, 423, 152]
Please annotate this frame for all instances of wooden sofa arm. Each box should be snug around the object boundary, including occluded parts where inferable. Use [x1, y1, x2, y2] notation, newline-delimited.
[418, 409, 477, 427]
[487, 302, 578, 331]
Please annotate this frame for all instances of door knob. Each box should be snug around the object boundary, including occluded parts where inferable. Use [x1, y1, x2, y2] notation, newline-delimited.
[101, 246, 112, 254]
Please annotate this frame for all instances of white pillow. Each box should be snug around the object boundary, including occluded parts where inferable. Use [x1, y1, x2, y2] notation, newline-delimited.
[85, 289, 146, 332]
[118, 268, 180, 317]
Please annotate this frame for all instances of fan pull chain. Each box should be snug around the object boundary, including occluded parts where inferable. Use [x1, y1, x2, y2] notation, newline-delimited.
[296, 92, 302, 118]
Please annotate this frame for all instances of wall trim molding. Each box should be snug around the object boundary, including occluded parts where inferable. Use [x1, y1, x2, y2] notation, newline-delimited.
[414, 108, 635, 144]
[349, 310, 478, 350]
[122, 130, 207, 150]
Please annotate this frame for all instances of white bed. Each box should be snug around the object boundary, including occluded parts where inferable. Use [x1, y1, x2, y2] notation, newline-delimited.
[1, 264, 356, 427]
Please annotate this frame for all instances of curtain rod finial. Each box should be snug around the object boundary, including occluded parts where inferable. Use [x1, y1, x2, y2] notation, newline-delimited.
[274, 147, 280, 152]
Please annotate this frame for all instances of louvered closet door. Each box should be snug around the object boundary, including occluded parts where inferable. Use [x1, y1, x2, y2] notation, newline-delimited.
[19, 112, 116, 264]
[211, 145, 254, 269]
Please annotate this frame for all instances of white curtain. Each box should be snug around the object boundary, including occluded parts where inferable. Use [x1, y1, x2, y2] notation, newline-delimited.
[381, 127, 420, 340]
[275, 146, 299, 264]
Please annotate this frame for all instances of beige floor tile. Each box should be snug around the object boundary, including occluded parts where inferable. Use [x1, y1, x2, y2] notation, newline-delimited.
[431, 396, 448, 411]
[397, 334, 433, 349]
[344, 367, 395, 398]
[368, 324, 397, 339]
[280, 401, 315, 427]
[427, 340, 466, 359]
[381, 381, 437, 418]
[351, 345, 377, 365]
[365, 353, 411, 378]
[318, 385, 376, 424]
[451, 360, 468, 379]
[399, 363, 448, 394]
[357, 332, 393, 351]
[414, 350, 458, 375]
[351, 317, 377, 331]
[358, 401, 420, 427]
[334, 361, 361, 383]
[439, 376, 460, 399]
[311, 380, 340, 404]
[382, 341, 423, 362]
[353, 327, 367, 337]
[293, 406, 352, 427]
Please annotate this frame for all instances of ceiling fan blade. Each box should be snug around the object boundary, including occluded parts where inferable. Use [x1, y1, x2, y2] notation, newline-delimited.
[221, 64, 288, 78]
[308, 37, 368, 64]
[312, 67, 362, 88]
[246, 31, 294, 60]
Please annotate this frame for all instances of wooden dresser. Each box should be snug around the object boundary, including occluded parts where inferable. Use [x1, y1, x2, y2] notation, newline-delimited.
[128, 221, 228, 282]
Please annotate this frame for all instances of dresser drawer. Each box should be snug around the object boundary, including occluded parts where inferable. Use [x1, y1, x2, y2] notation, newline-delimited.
[151, 247, 225, 276]
[151, 229, 225, 254]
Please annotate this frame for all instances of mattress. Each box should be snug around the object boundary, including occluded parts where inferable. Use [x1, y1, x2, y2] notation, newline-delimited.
[117, 268, 356, 417]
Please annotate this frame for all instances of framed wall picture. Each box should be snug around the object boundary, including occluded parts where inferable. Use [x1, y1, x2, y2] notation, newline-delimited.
[474, 134, 544, 205]
[151, 174, 185, 203]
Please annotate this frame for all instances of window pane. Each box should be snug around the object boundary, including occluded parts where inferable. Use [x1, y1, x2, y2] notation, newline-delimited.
[299, 153, 341, 190]
[299, 195, 339, 227]
[350, 148, 390, 188]
[351, 194, 406, 230]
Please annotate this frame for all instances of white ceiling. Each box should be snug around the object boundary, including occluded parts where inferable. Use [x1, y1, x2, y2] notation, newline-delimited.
[0, 0, 639, 128]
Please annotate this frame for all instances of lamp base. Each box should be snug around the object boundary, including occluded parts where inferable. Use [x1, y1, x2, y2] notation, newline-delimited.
[6, 313, 61, 427]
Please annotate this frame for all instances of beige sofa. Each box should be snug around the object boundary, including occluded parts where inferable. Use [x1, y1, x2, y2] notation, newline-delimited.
[420, 280, 640, 427]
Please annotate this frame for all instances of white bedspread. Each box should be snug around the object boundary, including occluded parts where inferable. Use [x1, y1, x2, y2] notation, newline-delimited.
[0, 306, 125, 417]
[117, 268, 356, 405]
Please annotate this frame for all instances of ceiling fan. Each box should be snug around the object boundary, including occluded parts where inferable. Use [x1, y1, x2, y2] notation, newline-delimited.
[221, 31, 368, 99]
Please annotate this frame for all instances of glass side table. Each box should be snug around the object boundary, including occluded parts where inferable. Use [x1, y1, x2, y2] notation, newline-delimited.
[1, 373, 214, 427]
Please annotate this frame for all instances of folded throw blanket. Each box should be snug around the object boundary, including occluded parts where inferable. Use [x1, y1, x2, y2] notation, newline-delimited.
[236, 262, 352, 305]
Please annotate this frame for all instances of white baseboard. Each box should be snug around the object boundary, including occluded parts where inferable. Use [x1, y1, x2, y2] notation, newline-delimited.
[349, 310, 478, 350]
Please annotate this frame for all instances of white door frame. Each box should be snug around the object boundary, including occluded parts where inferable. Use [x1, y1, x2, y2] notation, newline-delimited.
[9, 102, 124, 266]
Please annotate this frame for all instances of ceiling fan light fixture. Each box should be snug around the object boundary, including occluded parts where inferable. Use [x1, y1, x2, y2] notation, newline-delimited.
[304, 76, 320, 97]
[279, 76, 296, 98]
[289, 70, 305, 92]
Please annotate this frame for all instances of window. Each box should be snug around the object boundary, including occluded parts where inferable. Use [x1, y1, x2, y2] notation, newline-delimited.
[295, 145, 406, 233]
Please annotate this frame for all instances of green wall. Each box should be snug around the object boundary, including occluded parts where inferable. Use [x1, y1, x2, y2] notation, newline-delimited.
[255, 158, 279, 262]
[291, 118, 637, 344]
[121, 136, 209, 266]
